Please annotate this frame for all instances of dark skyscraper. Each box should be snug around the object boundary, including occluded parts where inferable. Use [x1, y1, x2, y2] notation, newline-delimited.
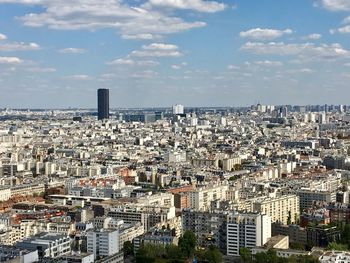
[97, 88, 109, 120]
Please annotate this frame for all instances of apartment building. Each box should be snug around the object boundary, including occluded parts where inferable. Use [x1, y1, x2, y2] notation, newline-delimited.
[227, 212, 271, 256]
[108, 204, 176, 231]
[298, 190, 336, 210]
[16, 232, 71, 259]
[182, 209, 229, 253]
[87, 229, 119, 260]
[189, 184, 228, 211]
[252, 195, 299, 225]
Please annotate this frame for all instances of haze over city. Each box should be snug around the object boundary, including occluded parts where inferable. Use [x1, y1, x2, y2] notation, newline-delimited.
[0, 0, 350, 108]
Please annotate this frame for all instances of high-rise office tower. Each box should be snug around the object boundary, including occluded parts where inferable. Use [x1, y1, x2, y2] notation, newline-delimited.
[97, 88, 109, 120]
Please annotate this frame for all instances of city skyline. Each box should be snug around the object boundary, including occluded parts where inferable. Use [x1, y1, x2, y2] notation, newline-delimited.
[0, 0, 350, 108]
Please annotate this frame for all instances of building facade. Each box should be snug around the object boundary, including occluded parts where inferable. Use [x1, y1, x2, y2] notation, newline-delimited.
[226, 213, 271, 256]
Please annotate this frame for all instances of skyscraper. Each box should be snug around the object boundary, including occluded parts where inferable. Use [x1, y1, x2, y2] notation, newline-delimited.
[97, 88, 109, 120]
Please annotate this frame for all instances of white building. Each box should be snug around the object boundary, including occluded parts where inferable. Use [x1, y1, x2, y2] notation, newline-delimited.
[87, 229, 119, 260]
[45, 162, 56, 175]
[0, 187, 11, 201]
[189, 184, 228, 211]
[227, 213, 271, 256]
[108, 204, 175, 231]
[16, 233, 71, 259]
[319, 251, 350, 263]
[172, 104, 184, 115]
[252, 195, 299, 225]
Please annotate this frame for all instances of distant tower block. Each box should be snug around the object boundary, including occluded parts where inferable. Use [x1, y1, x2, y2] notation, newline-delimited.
[172, 104, 184, 115]
[97, 88, 109, 120]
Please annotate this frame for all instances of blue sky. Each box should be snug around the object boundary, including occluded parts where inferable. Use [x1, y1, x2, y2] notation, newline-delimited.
[0, 0, 350, 108]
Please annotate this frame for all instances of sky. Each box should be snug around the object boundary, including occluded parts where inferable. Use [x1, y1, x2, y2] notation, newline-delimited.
[0, 0, 350, 108]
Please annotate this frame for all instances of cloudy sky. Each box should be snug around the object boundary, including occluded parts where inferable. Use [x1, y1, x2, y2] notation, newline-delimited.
[0, 0, 350, 108]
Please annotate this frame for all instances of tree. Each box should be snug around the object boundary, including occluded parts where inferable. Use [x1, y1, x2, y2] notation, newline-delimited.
[135, 244, 166, 263]
[341, 223, 350, 248]
[327, 242, 348, 251]
[234, 164, 242, 171]
[166, 244, 184, 262]
[123, 241, 134, 257]
[287, 211, 292, 225]
[203, 246, 223, 263]
[239, 247, 252, 263]
[253, 252, 268, 263]
[266, 249, 278, 263]
[135, 245, 155, 263]
[293, 255, 319, 263]
[289, 242, 305, 250]
[178, 230, 197, 259]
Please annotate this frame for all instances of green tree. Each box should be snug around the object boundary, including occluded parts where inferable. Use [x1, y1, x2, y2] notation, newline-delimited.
[253, 252, 268, 263]
[341, 223, 350, 248]
[166, 244, 184, 262]
[287, 211, 292, 225]
[178, 230, 197, 259]
[203, 246, 223, 263]
[266, 249, 278, 263]
[289, 242, 305, 251]
[239, 247, 252, 263]
[123, 241, 134, 257]
[136, 244, 166, 263]
[135, 245, 155, 263]
[327, 242, 348, 251]
[294, 255, 319, 263]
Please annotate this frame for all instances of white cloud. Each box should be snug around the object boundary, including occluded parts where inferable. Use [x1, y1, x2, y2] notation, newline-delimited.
[241, 42, 350, 60]
[239, 28, 293, 41]
[303, 33, 322, 40]
[146, 0, 226, 13]
[227, 65, 240, 70]
[131, 43, 183, 57]
[0, 42, 39, 51]
[0, 33, 7, 40]
[107, 58, 160, 67]
[344, 62, 350, 66]
[330, 25, 350, 34]
[299, 68, 314, 73]
[137, 60, 160, 66]
[121, 33, 162, 40]
[254, 60, 283, 66]
[330, 15, 350, 34]
[107, 58, 135, 65]
[131, 50, 182, 57]
[59, 48, 86, 54]
[0, 56, 22, 64]
[343, 16, 350, 24]
[100, 73, 116, 79]
[0, 0, 214, 39]
[131, 70, 158, 78]
[171, 62, 187, 70]
[319, 0, 350, 11]
[26, 67, 56, 72]
[283, 68, 315, 74]
[66, 74, 91, 80]
[143, 43, 178, 50]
